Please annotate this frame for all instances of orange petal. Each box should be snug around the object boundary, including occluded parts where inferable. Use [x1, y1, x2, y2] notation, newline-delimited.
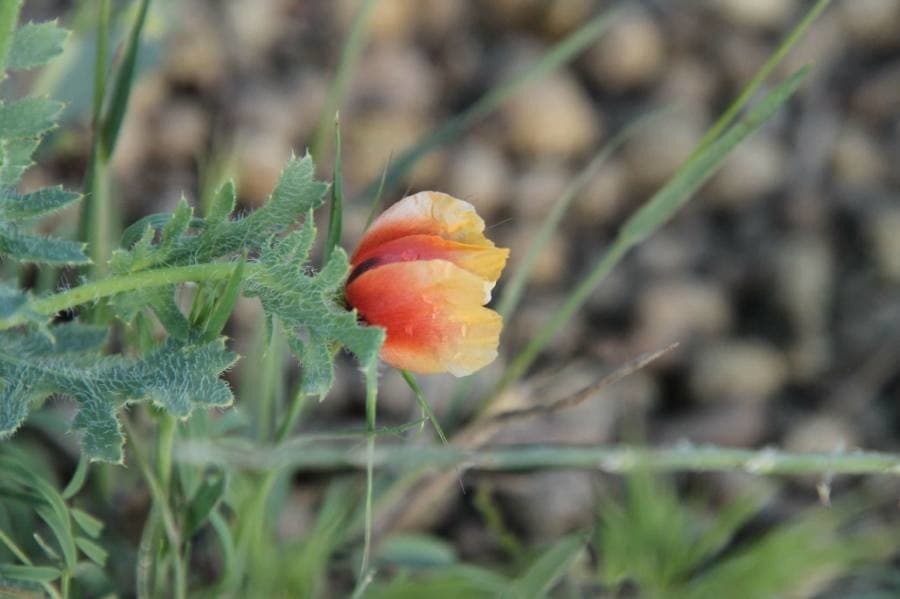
[350, 234, 509, 287]
[345, 259, 502, 376]
[352, 191, 500, 265]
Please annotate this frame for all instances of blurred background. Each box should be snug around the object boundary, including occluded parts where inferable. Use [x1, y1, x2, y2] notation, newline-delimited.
[10, 0, 900, 594]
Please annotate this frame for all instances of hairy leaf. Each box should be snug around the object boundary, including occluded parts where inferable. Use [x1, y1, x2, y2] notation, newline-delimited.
[7, 20, 67, 71]
[245, 218, 384, 396]
[0, 324, 237, 462]
[0, 185, 81, 220]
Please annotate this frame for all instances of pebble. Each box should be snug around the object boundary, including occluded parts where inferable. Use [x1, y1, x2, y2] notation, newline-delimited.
[830, 123, 888, 187]
[659, 404, 766, 447]
[155, 101, 209, 161]
[504, 71, 601, 157]
[713, 0, 797, 29]
[574, 160, 628, 224]
[542, 0, 595, 37]
[690, 340, 789, 403]
[493, 471, 595, 542]
[506, 225, 568, 288]
[783, 415, 859, 453]
[838, 0, 900, 49]
[351, 43, 438, 114]
[586, 6, 665, 90]
[708, 134, 787, 208]
[868, 206, 900, 282]
[850, 63, 900, 123]
[226, 0, 286, 65]
[512, 160, 570, 220]
[236, 132, 294, 206]
[636, 278, 733, 349]
[624, 110, 705, 190]
[447, 140, 511, 220]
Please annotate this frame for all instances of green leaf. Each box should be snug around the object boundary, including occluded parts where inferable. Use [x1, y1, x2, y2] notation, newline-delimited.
[0, 186, 81, 220]
[245, 220, 384, 397]
[7, 21, 68, 71]
[184, 469, 226, 537]
[0, 564, 61, 583]
[74, 536, 107, 567]
[70, 508, 103, 539]
[506, 533, 587, 599]
[0, 97, 63, 138]
[0, 1, 23, 76]
[0, 325, 236, 462]
[0, 137, 39, 187]
[323, 114, 343, 263]
[0, 224, 89, 264]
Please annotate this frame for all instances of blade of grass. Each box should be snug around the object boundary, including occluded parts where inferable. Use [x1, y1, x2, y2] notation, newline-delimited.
[310, 0, 378, 162]
[364, 151, 393, 229]
[354, 7, 621, 204]
[688, 0, 831, 161]
[400, 370, 449, 446]
[91, 0, 111, 127]
[359, 362, 379, 582]
[490, 66, 810, 399]
[324, 114, 343, 264]
[201, 257, 245, 341]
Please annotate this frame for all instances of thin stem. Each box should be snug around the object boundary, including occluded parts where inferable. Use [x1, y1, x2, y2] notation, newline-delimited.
[174, 443, 900, 478]
[359, 363, 378, 581]
[157, 413, 176, 492]
[1, 262, 242, 329]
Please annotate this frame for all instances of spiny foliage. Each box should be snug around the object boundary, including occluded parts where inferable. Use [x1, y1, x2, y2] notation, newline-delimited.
[244, 218, 385, 396]
[0, 323, 237, 462]
[0, 6, 86, 265]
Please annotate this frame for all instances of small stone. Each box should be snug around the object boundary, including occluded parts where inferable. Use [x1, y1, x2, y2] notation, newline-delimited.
[830, 124, 888, 187]
[851, 63, 900, 122]
[660, 404, 766, 447]
[447, 141, 511, 220]
[351, 43, 438, 114]
[690, 340, 789, 403]
[657, 58, 719, 105]
[506, 225, 568, 288]
[636, 279, 733, 348]
[493, 471, 595, 542]
[338, 0, 416, 43]
[869, 206, 900, 282]
[512, 160, 570, 220]
[237, 132, 293, 206]
[574, 160, 627, 223]
[624, 111, 704, 190]
[784, 415, 859, 453]
[714, 0, 797, 29]
[838, 0, 900, 49]
[504, 72, 601, 157]
[586, 6, 664, 90]
[542, 0, 595, 37]
[165, 7, 227, 88]
[708, 134, 786, 208]
[156, 102, 209, 161]
[227, 0, 286, 62]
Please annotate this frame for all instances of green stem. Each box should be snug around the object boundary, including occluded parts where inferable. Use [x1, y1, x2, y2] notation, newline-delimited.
[359, 363, 378, 580]
[1, 262, 242, 329]
[175, 443, 900, 478]
[157, 413, 176, 492]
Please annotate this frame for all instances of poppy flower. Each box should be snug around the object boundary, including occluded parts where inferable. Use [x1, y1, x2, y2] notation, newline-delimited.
[345, 191, 509, 376]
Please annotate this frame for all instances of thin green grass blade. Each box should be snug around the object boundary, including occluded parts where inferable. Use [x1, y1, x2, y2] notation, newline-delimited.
[61, 455, 88, 500]
[91, 0, 110, 125]
[100, 0, 150, 156]
[202, 257, 245, 341]
[0, 1, 23, 77]
[354, 7, 620, 204]
[491, 66, 811, 397]
[508, 533, 588, 599]
[364, 152, 392, 229]
[359, 362, 379, 583]
[310, 0, 377, 162]
[324, 114, 343, 263]
[688, 0, 831, 160]
[401, 370, 449, 445]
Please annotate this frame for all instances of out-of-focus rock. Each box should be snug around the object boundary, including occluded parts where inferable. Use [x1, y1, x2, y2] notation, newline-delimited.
[784, 415, 859, 453]
[447, 140, 510, 219]
[657, 58, 719, 105]
[237, 132, 293, 205]
[165, 7, 227, 88]
[838, 0, 900, 49]
[708, 134, 786, 208]
[624, 111, 704, 190]
[636, 279, 733, 348]
[345, 110, 442, 188]
[506, 226, 568, 288]
[851, 63, 900, 122]
[351, 43, 438, 114]
[713, 0, 797, 29]
[542, 0, 595, 37]
[660, 404, 766, 446]
[156, 101, 209, 161]
[574, 160, 627, 223]
[415, 0, 469, 38]
[492, 471, 595, 541]
[775, 236, 833, 379]
[226, 0, 285, 64]
[509, 297, 581, 357]
[691, 340, 789, 403]
[830, 123, 888, 187]
[504, 72, 601, 157]
[512, 160, 570, 220]
[586, 6, 664, 90]
[868, 206, 900, 282]
[338, 0, 417, 42]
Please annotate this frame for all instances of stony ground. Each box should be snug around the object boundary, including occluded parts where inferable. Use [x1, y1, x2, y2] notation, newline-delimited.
[23, 0, 900, 549]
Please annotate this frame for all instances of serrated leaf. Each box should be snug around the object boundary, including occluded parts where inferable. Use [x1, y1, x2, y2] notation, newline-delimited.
[0, 137, 39, 187]
[0, 185, 80, 220]
[245, 218, 384, 397]
[0, 325, 236, 462]
[0, 97, 63, 138]
[207, 179, 236, 224]
[7, 21, 67, 71]
[0, 223, 89, 264]
[184, 469, 226, 537]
